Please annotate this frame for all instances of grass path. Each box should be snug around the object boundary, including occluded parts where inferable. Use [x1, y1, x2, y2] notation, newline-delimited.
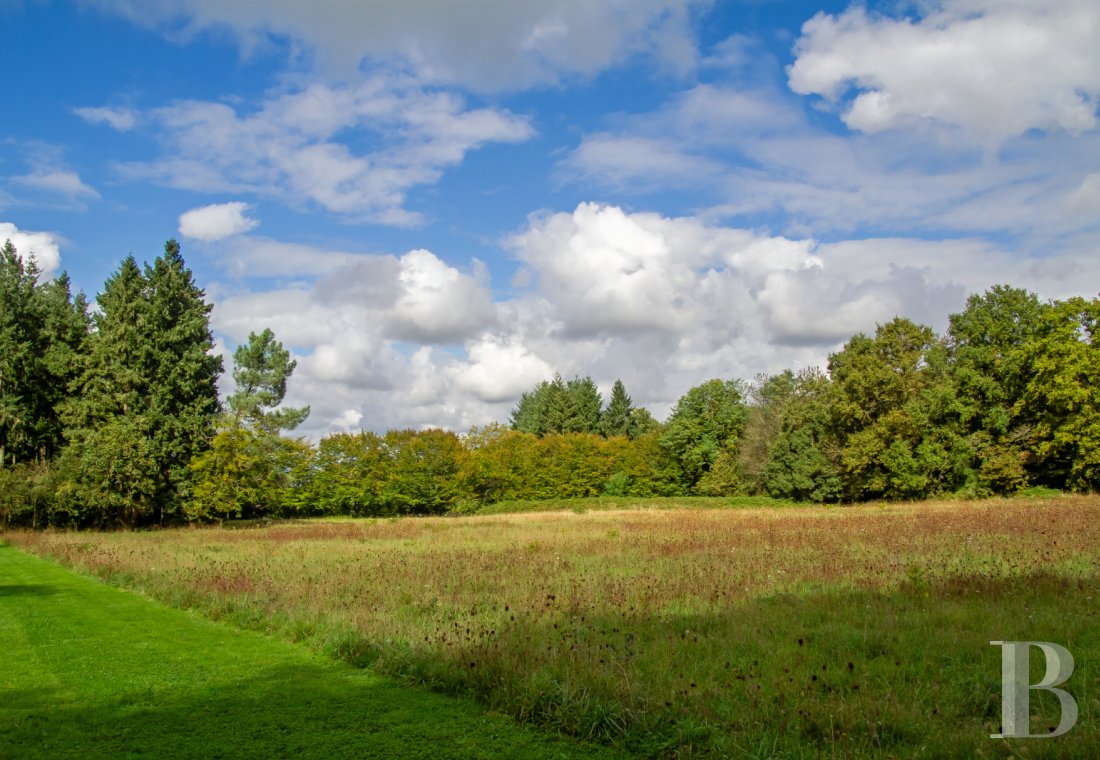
[0, 545, 625, 759]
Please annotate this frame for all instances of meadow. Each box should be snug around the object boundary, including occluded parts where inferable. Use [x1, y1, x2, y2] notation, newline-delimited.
[6, 495, 1099, 757]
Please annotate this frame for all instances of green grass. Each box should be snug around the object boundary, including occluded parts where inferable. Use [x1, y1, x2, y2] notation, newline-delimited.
[0, 545, 625, 759]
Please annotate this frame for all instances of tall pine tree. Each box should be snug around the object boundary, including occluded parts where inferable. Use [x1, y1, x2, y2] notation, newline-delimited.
[0, 240, 41, 466]
[599, 379, 635, 438]
[510, 374, 603, 436]
[188, 328, 308, 520]
[62, 242, 221, 524]
[0, 241, 90, 466]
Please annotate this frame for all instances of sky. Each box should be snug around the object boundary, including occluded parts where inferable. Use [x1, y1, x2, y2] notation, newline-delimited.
[2, 0, 1099, 438]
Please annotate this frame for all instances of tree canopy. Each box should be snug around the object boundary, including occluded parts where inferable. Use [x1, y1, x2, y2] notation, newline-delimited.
[2, 259, 1098, 529]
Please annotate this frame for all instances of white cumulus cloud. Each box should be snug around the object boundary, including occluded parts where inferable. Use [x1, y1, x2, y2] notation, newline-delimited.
[388, 250, 497, 343]
[788, 0, 1100, 142]
[179, 202, 259, 241]
[0, 222, 63, 277]
[453, 335, 555, 403]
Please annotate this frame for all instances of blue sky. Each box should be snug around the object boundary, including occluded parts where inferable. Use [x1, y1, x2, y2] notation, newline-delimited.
[3, 0, 1099, 436]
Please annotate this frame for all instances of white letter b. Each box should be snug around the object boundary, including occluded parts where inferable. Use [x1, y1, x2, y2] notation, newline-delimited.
[990, 641, 1077, 739]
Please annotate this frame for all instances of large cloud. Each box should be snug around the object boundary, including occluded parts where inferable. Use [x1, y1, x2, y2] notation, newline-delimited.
[387, 250, 497, 343]
[90, 0, 701, 91]
[208, 241, 500, 434]
[0, 222, 63, 277]
[788, 1, 1100, 142]
[203, 204, 1100, 438]
[100, 76, 533, 225]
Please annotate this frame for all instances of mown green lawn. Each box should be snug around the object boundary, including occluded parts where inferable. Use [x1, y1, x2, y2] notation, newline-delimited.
[0, 544, 624, 759]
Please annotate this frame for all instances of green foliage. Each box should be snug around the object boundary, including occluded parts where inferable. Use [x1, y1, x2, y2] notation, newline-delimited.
[737, 371, 798, 495]
[188, 327, 309, 520]
[461, 426, 683, 505]
[660, 378, 748, 491]
[627, 406, 659, 437]
[598, 379, 633, 437]
[946, 285, 1045, 494]
[1018, 295, 1100, 491]
[765, 426, 841, 502]
[59, 242, 221, 524]
[0, 241, 89, 467]
[144, 241, 224, 513]
[0, 461, 60, 528]
[298, 428, 470, 517]
[382, 429, 468, 514]
[826, 318, 974, 500]
[0, 240, 44, 467]
[510, 373, 607, 436]
[69, 415, 159, 525]
[459, 424, 540, 504]
[304, 431, 391, 515]
[188, 423, 313, 521]
[228, 328, 309, 434]
[510, 374, 565, 435]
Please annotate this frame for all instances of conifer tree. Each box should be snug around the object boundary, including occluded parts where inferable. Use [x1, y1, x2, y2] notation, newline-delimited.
[562, 376, 602, 434]
[510, 374, 603, 436]
[0, 242, 90, 466]
[144, 240, 223, 514]
[599, 379, 634, 438]
[0, 240, 41, 466]
[35, 273, 91, 461]
[227, 328, 309, 434]
[188, 328, 308, 520]
[62, 242, 221, 524]
[510, 374, 565, 436]
[58, 255, 153, 523]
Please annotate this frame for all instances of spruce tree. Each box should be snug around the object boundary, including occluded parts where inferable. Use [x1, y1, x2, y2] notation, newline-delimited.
[62, 242, 221, 524]
[562, 376, 602, 434]
[510, 374, 607, 436]
[61, 256, 154, 522]
[0, 242, 90, 466]
[510, 375, 566, 436]
[144, 240, 223, 515]
[0, 240, 40, 465]
[599, 379, 634, 438]
[34, 272, 91, 462]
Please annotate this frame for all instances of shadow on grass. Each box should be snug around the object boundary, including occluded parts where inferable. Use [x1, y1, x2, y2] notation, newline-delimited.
[0, 583, 56, 597]
[1, 661, 624, 760]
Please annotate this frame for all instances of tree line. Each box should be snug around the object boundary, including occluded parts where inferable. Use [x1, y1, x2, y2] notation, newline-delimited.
[1, 237, 1097, 527]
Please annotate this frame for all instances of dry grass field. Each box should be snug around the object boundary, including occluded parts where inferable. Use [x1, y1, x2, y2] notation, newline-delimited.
[8, 496, 1099, 757]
